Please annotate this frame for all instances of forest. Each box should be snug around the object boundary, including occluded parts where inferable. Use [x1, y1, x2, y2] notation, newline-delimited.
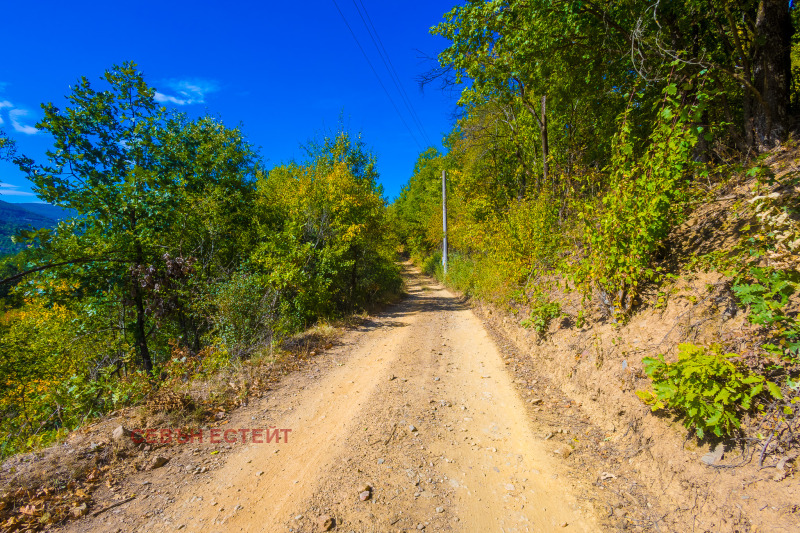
[0, 0, 798, 477]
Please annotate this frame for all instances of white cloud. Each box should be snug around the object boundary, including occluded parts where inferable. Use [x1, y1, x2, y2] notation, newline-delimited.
[154, 79, 219, 106]
[0, 183, 36, 197]
[9, 109, 37, 135]
[0, 101, 12, 125]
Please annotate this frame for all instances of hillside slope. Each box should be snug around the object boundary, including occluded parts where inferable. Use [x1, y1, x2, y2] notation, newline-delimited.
[467, 149, 800, 532]
[0, 200, 73, 256]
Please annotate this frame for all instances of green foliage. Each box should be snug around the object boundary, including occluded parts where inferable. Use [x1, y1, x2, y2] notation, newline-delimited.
[251, 129, 401, 330]
[0, 128, 15, 161]
[210, 272, 279, 359]
[520, 298, 561, 336]
[733, 267, 800, 361]
[0, 67, 401, 459]
[0, 300, 149, 458]
[637, 343, 783, 439]
[574, 86, 705, 317]
[421, 251, 442, 277]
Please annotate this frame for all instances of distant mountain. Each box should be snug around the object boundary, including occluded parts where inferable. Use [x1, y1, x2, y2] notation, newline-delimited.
[0, 200, 74, 257]
[15, 202, 77, 221]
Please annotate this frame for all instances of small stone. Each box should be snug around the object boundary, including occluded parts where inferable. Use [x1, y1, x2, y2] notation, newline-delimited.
[530, 398, 543, 405]
[359, 490, 371, 501]
[214, 411, 226, 421]
[111, 425, 133, 444]
[378, 458, 385, 465]
[433, 377, 440, 382]
[70, 503, 88, 517]
[417, 524, 425, 530]
[388, 375, 396, 381]
[318, 515, 334, 531]
[700, 444, 724, 466]
[553, 447, 572, 459]
[256, 471, 264, 476]
[358, 483, 372, 493]
[408, 425, 417, 432]
[149, 456, 169, 469]
[294, 515, 303, 520]
[505, 484, 515, 491]
[436, 507, 444, 513]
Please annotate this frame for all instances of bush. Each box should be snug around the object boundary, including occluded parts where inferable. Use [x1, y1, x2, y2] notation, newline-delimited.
[210, 272, 279, 359]
[636, 343, 783, 439]
[422, 251, 443, 277]
[733, 267, 800, 362]
[521, 298, 561, 336]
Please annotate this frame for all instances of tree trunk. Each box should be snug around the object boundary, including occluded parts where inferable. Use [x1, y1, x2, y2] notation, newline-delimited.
[747, 0, 793, 149]
[132, 235, 153, 374]
[132, 280, 153, 374]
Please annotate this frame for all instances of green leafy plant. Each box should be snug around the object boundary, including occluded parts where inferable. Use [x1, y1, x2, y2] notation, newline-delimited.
[575, 309, 586, 329]
[637, 343, 783, 438]
[733, 267, 800, 361]
[521, 299, 561, 336]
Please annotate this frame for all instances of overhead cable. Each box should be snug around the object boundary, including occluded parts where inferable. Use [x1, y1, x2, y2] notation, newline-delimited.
[331, 0, 424, 150]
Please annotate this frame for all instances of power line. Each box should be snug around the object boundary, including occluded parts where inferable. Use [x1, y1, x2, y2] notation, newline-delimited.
[351, 0, 434, 147]
[330, 0, 423, 151]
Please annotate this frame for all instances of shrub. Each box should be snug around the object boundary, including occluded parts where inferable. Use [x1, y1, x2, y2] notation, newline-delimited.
[521, 298, 561, 336]
[733, 267, 800, 362]
[575, 88, 705, 317]
[637, 343, 783, 438]
[210, 272, 280, 359]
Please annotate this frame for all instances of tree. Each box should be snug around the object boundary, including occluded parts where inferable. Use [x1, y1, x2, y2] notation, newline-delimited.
[431, 0, 797, 157]
[749, 0, 794, 148]
[15, 63, 258, 373]
[251, 130, 400, 329]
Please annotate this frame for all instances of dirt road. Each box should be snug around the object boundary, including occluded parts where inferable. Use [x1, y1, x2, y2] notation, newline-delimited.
[78, 266, 601, 532]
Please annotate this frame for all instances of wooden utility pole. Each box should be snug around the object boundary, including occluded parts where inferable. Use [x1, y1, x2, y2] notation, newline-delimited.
[442, 169, 448, 275]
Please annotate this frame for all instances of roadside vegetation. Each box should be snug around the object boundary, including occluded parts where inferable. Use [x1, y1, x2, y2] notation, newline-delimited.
[392, 0, 800, 448]
[0, 62, 401, 460]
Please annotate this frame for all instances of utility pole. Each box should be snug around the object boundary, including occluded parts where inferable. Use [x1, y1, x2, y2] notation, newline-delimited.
[442, 169, 448, 275]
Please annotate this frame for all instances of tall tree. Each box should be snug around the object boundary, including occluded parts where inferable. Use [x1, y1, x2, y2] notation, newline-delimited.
[17, 62, 164, 372]
[15, 63, 258, 372]
[749, 0, 794, 147]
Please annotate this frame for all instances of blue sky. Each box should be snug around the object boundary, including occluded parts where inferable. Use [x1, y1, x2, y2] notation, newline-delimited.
[0, 0, 461, 203]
